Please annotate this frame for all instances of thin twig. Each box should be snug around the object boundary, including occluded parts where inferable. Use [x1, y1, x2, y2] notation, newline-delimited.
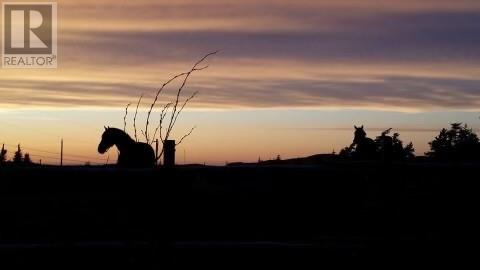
[151, 102, 172, 145]
[133, 94, 143, 142]
[176, 126, 196, 146]
[123, 103, 131, 133]
[171, 91, 198, 131]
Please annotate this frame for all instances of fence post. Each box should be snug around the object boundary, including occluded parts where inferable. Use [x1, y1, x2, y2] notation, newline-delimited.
[163, 140, 175, 167]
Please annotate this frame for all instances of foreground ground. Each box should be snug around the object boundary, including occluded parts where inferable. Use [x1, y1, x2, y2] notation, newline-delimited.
[0, 162, 478, 267]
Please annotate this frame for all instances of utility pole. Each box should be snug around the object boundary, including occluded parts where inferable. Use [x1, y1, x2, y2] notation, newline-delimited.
[0, 144, 4, 164]
[60, 138, 63, 167]
[155, 139, 159, 165]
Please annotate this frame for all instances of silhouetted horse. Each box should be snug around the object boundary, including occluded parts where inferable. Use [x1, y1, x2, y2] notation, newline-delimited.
[98, 127, 155, 168]
[352, 125, 377, 159]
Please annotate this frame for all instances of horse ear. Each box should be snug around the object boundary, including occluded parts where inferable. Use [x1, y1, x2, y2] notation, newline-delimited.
[361, 125, 364, 129]
[354, 125, 358, 129]
[104, 126, 107, 131]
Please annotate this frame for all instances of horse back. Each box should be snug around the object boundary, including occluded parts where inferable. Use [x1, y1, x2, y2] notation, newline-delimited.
[135, 142, 156, 165]
[118, 142, 156, 168]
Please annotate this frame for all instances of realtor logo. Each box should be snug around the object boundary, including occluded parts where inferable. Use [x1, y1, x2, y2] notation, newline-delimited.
[2, 2, 57, 68]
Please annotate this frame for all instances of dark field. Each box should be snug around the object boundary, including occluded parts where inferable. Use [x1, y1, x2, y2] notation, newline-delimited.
[0, 162, 478, 267]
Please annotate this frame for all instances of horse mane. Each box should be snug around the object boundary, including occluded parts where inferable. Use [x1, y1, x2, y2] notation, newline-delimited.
[105, 127, 134, 143]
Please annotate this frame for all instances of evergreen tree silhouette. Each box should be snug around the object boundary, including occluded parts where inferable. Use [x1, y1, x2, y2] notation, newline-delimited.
[24, 153, 32, 165]
[427, 123, 480, 160]
[13, 144, 23, 164]
[0, 144, 7, 164]
[402, 142, 415, 160]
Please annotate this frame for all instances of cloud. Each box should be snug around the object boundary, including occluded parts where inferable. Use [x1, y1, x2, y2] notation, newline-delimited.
[1, 75, 480, 111]
[56, 9, 480, 68]
[1, 1, 480, 111]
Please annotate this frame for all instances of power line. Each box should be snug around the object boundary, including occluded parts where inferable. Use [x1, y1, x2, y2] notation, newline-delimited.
[1, 142, 109, 165]
[27, 154, 104, 165]
[2, 143, 107, 161]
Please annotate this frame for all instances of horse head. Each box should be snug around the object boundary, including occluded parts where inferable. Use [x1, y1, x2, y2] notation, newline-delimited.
[98, 126, 114, 154]
[353, 125, 366, 144]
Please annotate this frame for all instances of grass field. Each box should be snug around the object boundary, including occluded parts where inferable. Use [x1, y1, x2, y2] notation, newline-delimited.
[0, 162, 478, 266]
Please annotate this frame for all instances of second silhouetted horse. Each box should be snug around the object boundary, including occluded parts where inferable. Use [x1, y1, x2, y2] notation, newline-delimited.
[352, 125, 377, 159]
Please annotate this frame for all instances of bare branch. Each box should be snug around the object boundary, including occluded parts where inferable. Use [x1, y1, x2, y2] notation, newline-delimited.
[193, 65, 209, 71]
[164, 51, 218, 141]
[193, 51, 219, 69]
[151, 102, 172, 145]
[165, 75, 190, 140]
[123, 103, 131, 133]
[171, 91, 198, 130]
[176, 126, 196, 146]
[144, 71, 191, 144]
[133, 94, 143, 142]
[152, 122, 160, 145]
[147, 51, 218, 161]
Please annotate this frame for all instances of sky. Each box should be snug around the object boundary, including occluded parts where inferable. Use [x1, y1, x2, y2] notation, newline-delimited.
[1, 0, 480, 165]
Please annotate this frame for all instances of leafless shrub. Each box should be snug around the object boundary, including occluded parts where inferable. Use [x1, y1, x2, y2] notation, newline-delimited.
[124, 51, 218, 163]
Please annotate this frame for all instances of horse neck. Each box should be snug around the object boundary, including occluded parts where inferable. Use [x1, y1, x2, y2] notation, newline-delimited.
[113, 133, 135, 152]
[356, 136, 371, 145]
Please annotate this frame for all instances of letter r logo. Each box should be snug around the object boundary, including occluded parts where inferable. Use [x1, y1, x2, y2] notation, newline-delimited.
[3, 3, 56, 54]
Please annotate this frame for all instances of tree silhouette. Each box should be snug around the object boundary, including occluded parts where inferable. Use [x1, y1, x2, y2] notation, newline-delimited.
[0, 144, 7, 164]
[391, 132, 415, 160]
[374, 129, 415, 161]
[375, 128, 393, 161]
[24, 153, 32, 165]
[13, 144, 23, 164]
[426, 123, 480, 160]
[401, 141, 415, 160]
